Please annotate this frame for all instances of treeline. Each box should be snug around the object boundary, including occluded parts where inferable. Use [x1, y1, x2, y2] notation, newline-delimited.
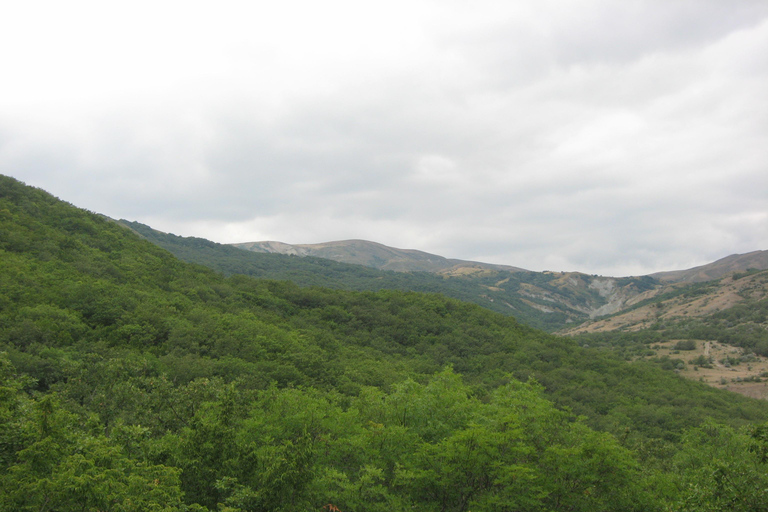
[3, 174, 768, 510]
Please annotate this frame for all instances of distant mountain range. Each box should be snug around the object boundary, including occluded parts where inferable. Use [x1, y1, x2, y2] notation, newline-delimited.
[121, 223, 768, 333]
[231, 240, 768, 400]
[233, 240, 768, 282]
[649, 250, 768, 283]
[231, 239, 526, 274]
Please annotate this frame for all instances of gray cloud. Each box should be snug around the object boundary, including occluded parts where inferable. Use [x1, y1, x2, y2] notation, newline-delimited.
[1, 0, 767, 276]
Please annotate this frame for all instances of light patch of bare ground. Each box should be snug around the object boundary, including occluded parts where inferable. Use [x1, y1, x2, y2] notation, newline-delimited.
[520, 298, 555, 313]
[652, 340, 768, 400]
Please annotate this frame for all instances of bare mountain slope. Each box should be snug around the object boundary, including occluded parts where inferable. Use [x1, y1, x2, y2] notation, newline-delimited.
[562, 269, 768, 335]
[650, 250, 768, 283]
[562, 269, 768, 399]
[232, 239, 526, 273]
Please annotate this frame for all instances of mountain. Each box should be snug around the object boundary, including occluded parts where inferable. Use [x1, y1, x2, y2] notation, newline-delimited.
[237, 239, 768, 286]
[13, 173, 764, 433]
[234, 238, 768, 325]
[649, 250, 768, 283]
[230, 236, 768, 400]
[124, 222, 664, 331]
[5, 174, 768, 510]
[564, 269, 768, 336]
[564, 268, 768, 399]
[120, 220, 768, 400]
[232, 239, 526, 273]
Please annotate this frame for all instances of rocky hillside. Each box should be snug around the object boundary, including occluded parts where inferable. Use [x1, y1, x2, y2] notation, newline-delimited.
[235, 240, 768, 324]
[564, 269, 768, 400]
[231, 240, 673, 322]
[563, 269, 768, 335]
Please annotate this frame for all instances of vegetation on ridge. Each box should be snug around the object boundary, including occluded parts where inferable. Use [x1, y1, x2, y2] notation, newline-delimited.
[120, 220, 658, 332]
[3, 174, 768, 510]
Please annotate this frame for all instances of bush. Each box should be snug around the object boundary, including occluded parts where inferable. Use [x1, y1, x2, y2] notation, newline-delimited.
[673, 340, 696, 351]
[691, 355, 713, 368]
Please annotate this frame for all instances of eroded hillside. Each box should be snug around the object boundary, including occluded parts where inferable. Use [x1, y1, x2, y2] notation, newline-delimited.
[563, 270, 768, 335]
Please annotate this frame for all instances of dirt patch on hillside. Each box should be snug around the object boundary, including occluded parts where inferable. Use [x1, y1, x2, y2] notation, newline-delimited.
[439, 266, 496, 277]
[650, 339, 768, 400]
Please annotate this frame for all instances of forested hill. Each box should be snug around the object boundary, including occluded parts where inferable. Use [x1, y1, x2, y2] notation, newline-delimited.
[119, 219, 576, 330]
[119, 219, 658, 332]
[4, 174, 768, 511]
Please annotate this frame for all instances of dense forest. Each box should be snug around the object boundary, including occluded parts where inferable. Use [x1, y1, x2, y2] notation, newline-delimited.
[3, 174, 768, 511]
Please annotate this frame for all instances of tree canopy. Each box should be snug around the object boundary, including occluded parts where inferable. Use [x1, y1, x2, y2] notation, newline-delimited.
[2, 174, 768, 511]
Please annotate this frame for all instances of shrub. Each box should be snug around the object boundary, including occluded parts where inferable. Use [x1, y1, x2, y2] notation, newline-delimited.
[673, 340, 696, 351]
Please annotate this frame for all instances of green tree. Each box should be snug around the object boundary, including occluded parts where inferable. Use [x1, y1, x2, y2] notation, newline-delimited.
[0, 356, 186, 511]
[672, 421, 768, 511]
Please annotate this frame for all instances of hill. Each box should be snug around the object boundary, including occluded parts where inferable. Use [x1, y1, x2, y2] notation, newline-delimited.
[564, 269, 768, 398]
[232, 239, 526, 273]
[127, 221, 662, 332]
[649, 250, 768, 283]
[564, 270, 768, 336]
[4, 174, 768, 510]
[233, 238, 768, 331]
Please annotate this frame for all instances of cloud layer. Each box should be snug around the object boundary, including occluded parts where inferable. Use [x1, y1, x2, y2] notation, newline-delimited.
[2, 0, 767, 275]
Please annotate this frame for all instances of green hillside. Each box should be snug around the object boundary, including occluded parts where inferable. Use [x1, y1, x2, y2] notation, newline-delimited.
[120, 220, 658, 332]
[3, 174, 768, 511]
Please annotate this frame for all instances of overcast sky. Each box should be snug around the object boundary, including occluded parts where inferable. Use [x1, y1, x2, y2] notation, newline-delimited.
[2, 0, 767, 276]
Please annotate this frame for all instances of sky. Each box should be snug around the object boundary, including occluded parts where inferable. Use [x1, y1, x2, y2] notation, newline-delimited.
[1, 0, 767, 276]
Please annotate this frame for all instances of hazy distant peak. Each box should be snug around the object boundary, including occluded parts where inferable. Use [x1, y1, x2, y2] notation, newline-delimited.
[650, 250, 768, 283]
[231, 239, 527, 273]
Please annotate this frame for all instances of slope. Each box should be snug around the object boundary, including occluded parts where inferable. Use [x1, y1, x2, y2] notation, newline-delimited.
[232, 239, 525, 273]
[124, 221, 660, 331]
[565, 269, 768, 397]
[650, 250, 768, 283]
[4, 174, 768, 510]
[0, 173, 765, 432]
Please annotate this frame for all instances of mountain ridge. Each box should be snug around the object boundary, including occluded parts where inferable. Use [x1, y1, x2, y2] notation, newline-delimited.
[232, 239, 527, 274]
[124, 221, 664, 331]
[649, 250, 768, 283]
[127, 225, 768, 332]
[233, 239, 768, 282]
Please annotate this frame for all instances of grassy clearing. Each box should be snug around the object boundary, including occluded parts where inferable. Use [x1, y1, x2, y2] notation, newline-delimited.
[652, 339, 768, 399]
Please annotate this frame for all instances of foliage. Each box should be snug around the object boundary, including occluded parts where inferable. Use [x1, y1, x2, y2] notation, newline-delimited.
[670, 421, 768, 511]
[673, 340, 697, 351]
[4, 174, 768, 510]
